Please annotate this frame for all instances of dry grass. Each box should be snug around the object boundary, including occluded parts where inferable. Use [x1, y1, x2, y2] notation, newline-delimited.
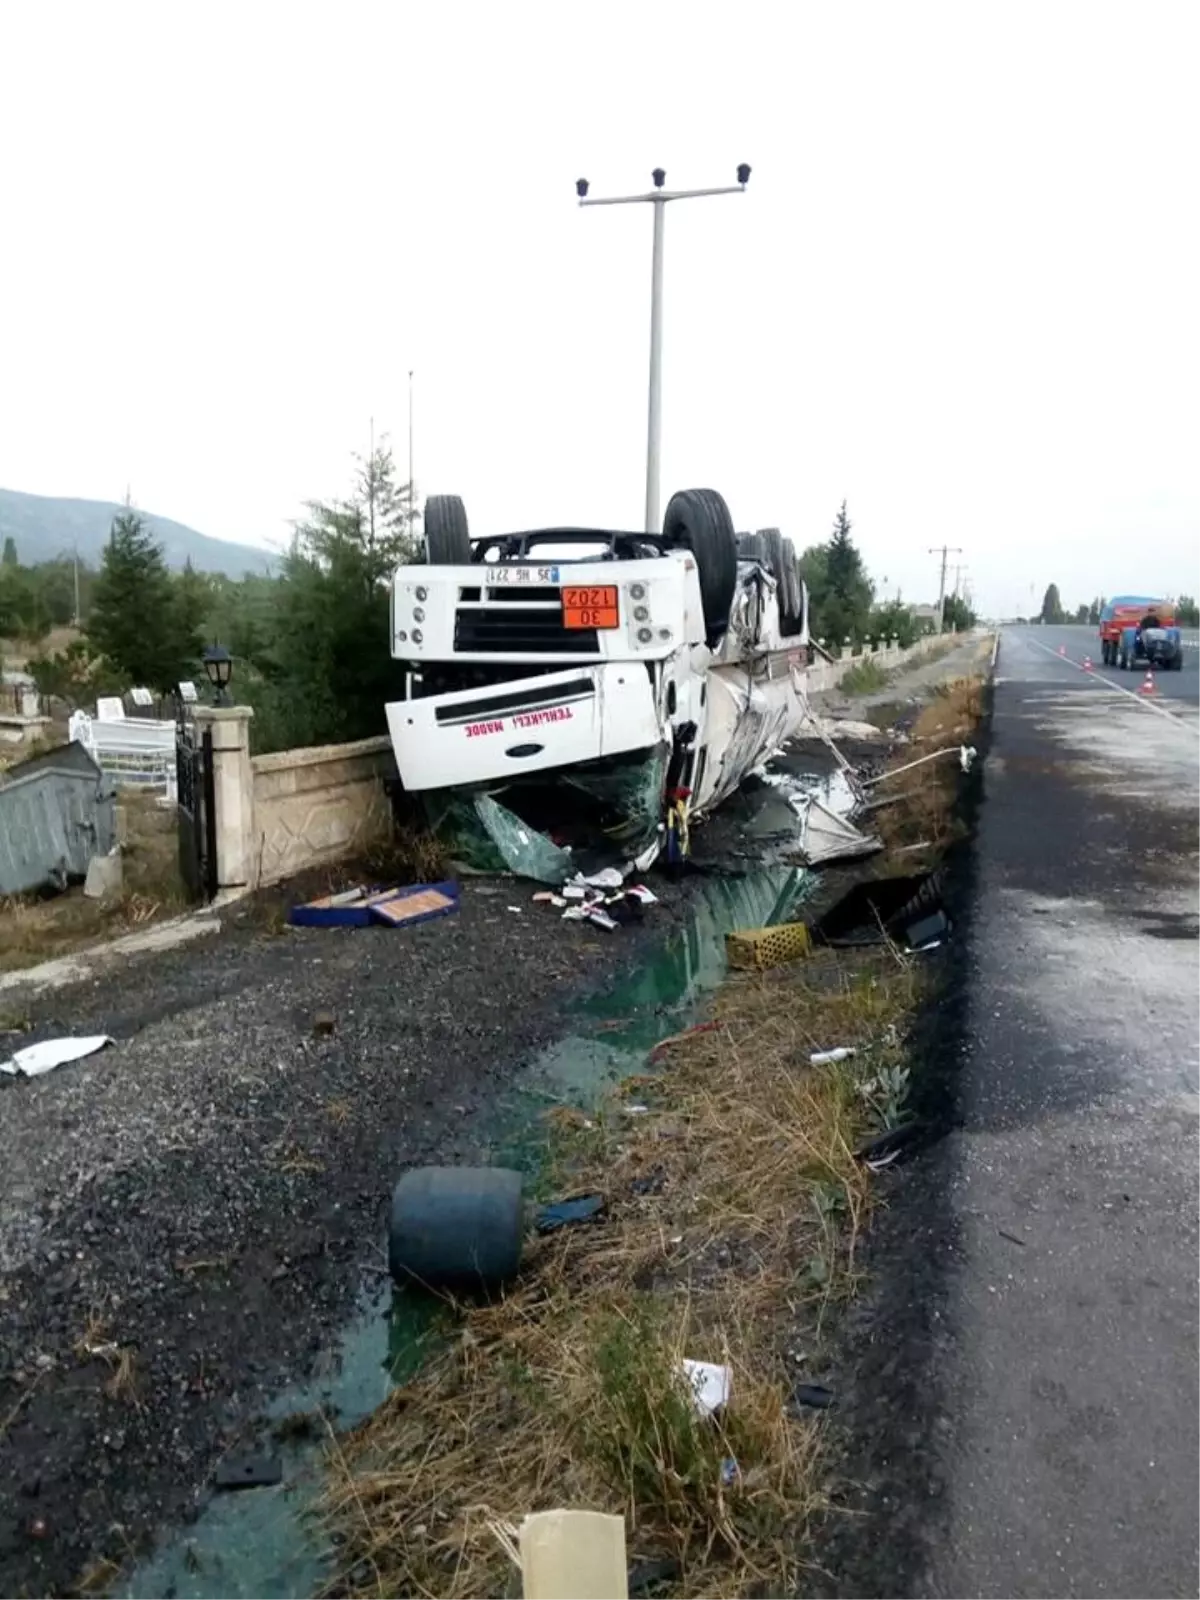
[868, 674, 985, 858]
[320, 667, 990, 1599]
[0, 787, 186, 972]
[322, 950, 918, 1600]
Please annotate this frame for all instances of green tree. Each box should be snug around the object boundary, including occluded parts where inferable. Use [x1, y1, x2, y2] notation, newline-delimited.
[943, 593, 976, 631]
[173, 560, 211, 677]
[249, 447, 415, 751]
[818, 501, 874, 649]
[1074, 602, 1090, 623]
[2, 536, 17, 567]
[1089, 596, 1105, 625]
[1177, 594, 1199, 627]
[88, 511, 183, 688]
[1039, 583, 1064, 624]
[870, 599, 920, 648]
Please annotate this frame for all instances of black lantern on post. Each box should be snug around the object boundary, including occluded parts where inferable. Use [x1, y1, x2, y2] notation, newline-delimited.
[202, 644, 233, 707]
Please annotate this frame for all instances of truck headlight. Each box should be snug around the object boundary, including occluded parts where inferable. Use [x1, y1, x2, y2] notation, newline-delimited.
[634, 605, 650, 622]
[629, 582, 647, 601]
[412, 628, 423, 645]
[396, 629, 408, 643]
[637, 627, 653, 643]
[413, 607, 425, 622]
[415, 585, 428, 602]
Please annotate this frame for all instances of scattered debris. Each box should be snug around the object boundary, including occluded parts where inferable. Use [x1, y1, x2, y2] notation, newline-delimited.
[628, 1556, 682, 1595]
[793, 799, 881, 867]
[535, 1193, 607, 1234]
[814, 872, 945, 949]
[905, 909, 950, 950]
[288, 881, 460, 929]
[679, 1358, 732, 1419]
[82, 846, 123, 901]
[810, 1046, 855, 1065]
[860, 744, 976, 789]
[213, 1454, 283, 1491]
[649, 1020, 722, 1061]
[0, 1035, 114, 1079]
[725, 920, 812, 971]
[312, 1012, 336, 1038]
[517, 1508, 628, 1600]
[792, 1382, 835, 1410]
[998, 1227, 1027, 1247]
[853, 1121, 922, 1163]
[720, 1456, 741, 1486]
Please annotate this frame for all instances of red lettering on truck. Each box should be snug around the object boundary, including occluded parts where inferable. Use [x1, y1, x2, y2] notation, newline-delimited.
[464, 720, 505, 738]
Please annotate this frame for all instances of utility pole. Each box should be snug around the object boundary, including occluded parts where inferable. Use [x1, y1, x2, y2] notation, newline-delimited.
[72, 543, 80, 627]
[929, 545, 963, 633]
[407, 369, 416, 545]
[577, 163, 751, 533]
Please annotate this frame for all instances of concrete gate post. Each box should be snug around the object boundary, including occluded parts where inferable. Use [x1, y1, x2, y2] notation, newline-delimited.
[193, 705, 256, 891]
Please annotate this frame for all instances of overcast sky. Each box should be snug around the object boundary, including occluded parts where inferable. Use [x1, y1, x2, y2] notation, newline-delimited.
[2, 1, 1196, 615]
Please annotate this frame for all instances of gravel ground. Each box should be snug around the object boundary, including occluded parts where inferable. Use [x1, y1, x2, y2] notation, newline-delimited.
[0, 874, 704, 1596]
[0, 643, 992, 1597]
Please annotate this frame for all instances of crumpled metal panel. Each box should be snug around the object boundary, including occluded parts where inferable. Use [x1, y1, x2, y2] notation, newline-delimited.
[0, 739, 116, 896]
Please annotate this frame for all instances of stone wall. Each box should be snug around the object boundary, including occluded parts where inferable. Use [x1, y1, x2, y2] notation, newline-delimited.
[250, 734, 395, 888]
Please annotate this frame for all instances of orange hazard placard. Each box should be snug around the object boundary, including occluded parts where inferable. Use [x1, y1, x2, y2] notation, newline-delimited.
[562, 585, 619, 630]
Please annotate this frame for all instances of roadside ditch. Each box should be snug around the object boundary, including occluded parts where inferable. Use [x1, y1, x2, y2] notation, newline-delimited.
[0, 651, 992, 1599]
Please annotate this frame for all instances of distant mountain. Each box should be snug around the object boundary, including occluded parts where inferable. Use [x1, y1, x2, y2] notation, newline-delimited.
[0, 487, 278, 578]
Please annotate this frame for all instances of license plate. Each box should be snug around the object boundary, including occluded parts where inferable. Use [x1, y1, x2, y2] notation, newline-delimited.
[484, 564, 560, 585]
[562, 585, 619, 630]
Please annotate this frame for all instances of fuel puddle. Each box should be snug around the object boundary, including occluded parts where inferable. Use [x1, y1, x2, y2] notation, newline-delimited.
[123, 865, 808, 1600]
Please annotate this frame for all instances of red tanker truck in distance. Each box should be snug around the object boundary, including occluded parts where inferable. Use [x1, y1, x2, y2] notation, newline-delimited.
[1097, 596, 1184, 670]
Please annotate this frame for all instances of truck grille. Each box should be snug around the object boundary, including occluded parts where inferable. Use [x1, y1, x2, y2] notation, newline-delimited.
[454, 597, 599, 653]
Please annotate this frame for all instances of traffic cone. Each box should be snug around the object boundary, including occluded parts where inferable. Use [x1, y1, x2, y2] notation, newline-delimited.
[1084, 655, 1093, 671]
[1058, 644, 1067, 655]
[1140, 669, 1157, 695]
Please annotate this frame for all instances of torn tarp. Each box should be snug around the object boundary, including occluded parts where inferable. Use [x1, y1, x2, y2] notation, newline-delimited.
[793, 798, 882, 867]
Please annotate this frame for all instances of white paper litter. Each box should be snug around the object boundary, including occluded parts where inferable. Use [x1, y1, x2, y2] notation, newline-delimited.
[0, 1036, 114, 1079]
[810, 1047, 855, 1065]
[583, 906, 618, 931]
[572, 866, 625, 890]
[625, 884, 659, 905]
[680, 1358, 732, 1419]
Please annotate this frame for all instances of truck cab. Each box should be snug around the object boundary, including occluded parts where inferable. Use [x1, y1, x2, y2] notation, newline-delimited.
[385, 489, 810, 844]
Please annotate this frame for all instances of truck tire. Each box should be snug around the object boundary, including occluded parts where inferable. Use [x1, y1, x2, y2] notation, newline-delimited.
[781, 536, 804, 636]
[423, 495, 472, 564]
[389, 1166, 524, 1291]
[755, 528, 803, 636]
[663, 489, 738, 646]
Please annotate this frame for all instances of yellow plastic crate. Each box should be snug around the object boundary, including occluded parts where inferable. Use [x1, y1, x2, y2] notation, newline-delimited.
[725, 921, 812, 972]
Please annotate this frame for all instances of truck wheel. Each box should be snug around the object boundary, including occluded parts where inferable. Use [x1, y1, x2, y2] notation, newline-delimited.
[423, 495, 472, 564]
[389, 1166, 524, 1291]
[755, 528, 803, 636]
[663, 489, 738, 646]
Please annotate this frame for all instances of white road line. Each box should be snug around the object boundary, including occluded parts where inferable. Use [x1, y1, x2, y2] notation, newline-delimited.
[1021, 635, 1200, 735]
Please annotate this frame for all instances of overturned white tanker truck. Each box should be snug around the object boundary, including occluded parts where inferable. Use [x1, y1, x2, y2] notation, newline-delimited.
[385, 488, 813, 874]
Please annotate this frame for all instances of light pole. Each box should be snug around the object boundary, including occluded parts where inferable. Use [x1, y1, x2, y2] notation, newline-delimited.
[577, 164, 751, 534]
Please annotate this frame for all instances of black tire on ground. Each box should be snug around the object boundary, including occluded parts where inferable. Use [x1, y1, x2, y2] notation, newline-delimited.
[662, 488, 739, 645]
[389, 1166, 524, 1291]
[1119, 647, 1128, 669]
[755, 528, 803, 636]
[423, 495, 472, 564]
[1101, 640, 1111, 666]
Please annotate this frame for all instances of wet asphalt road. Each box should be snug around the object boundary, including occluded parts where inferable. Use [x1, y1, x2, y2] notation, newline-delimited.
[825, 628, 1198, 1598]
[1021, 622, 1200, 708]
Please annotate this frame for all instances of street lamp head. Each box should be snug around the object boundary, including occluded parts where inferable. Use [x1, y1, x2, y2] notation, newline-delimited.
[575, 177, 589, 199]
[652, 167, 666, 189]
[202, 643, 233, 706]
[737, 162, 751, 187]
